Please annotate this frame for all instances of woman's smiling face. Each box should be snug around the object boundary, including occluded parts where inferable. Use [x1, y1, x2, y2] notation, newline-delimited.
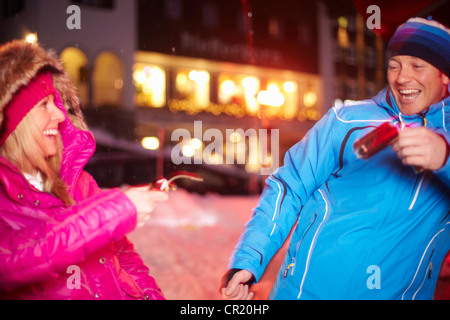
[387, 55, 449, 116]
[29, 94, 65, 158]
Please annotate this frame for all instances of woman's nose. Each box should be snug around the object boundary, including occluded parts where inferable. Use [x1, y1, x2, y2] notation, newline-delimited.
[49, 103, 65, 123]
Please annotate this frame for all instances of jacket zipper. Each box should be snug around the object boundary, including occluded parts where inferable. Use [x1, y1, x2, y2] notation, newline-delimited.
[412, 249, 434, 300]
[284, 257, 296, 278]
[297, 189, 330, 299]
[400, 112, 427, 211]
[283, 213, 317, 279]
[402, 223, 450, 300]
[408, 173, 425, 211]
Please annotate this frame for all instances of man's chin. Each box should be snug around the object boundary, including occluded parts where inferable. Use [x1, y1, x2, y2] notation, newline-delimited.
[395, 97, 426, 116]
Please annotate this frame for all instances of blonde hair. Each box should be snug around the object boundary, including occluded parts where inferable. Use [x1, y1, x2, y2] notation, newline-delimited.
[0, 112, 74, 206]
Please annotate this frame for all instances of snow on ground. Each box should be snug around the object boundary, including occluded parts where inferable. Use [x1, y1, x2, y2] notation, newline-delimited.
[128, 189, 450, 300]
[128, 189, 264, 300]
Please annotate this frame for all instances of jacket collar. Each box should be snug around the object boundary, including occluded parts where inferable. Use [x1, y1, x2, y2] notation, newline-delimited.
[0, 156, 63, 208]
[373, 86, 450, 126]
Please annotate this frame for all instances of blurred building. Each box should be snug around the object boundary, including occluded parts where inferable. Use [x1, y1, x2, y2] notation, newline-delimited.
[326, 8, 386, 104]
[134, 0, 324, 193]
[0, 0, 136, 109]
[4, 0, 442, 194]
[0, 0, 322, 194]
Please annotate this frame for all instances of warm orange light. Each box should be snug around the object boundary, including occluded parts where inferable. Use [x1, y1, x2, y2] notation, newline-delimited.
[133, 70, 146, 84]
[303, 91, 317, 107]
[134, 64, 167, 108]
[141, 137, 160, 150]
[283, 81, 296, 93]
[257, 87, 285, 107]
[182, 144, 195, 157]
[25, 33, 37, 44]
[189, 70, 210, 84]
[229, 132, 242, 143]
[220, 80, 236, 96]
[190, 138, 203, 150]
[206, 152, 223, 165]
[242, 77, 259, 91]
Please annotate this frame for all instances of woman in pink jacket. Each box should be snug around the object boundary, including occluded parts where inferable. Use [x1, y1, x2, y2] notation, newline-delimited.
[0, 40, 168, 300]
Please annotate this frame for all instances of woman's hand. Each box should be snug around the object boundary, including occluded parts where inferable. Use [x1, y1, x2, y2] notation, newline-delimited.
[123, 186, 169, 226]
[391, 127, 449, 171]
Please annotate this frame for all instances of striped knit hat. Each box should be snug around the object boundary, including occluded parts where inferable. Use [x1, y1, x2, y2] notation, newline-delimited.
[387, 17, 450, 78]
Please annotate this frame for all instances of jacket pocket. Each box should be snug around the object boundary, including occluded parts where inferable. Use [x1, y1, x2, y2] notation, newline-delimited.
[283, 213, 317, 279]
[402, 233, 440, 300]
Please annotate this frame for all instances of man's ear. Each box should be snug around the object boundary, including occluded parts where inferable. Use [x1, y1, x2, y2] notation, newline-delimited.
[442, 73, 450, 96]
[443, 73, 450, 86]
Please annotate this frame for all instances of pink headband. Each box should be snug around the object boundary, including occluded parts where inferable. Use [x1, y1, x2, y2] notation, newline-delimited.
[0, 71, 56, 146]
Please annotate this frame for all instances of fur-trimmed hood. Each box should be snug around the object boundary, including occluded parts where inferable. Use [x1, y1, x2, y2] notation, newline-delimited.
[0, 40, 88, 131]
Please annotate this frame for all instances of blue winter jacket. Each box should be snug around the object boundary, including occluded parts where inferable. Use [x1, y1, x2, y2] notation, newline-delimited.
[229, 88, 450, 300]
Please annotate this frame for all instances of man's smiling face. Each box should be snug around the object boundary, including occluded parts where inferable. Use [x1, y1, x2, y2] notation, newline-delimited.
[387, 55, 449, 116]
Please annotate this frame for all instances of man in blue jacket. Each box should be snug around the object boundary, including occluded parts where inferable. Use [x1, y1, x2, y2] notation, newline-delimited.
[221, 17, 450, 300]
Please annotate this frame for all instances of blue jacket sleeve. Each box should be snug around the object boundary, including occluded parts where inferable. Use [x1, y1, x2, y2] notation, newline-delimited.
[228, 108, 339, 281]
[435, 130, 450, 187]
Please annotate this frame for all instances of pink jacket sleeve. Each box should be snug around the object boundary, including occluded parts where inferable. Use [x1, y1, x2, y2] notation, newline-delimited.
[77, 172, 164, 299]
[0, 188, 137, 292]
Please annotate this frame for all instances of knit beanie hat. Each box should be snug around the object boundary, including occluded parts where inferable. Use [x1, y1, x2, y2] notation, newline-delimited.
[386, 17, 450, 78]
[0, 71, 56, 146]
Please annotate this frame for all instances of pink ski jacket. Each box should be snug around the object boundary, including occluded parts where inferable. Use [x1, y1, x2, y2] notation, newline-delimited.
[0, 90, 164, 300]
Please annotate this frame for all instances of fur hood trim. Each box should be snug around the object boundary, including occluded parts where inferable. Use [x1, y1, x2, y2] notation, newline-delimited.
[0, 40, 88, 131]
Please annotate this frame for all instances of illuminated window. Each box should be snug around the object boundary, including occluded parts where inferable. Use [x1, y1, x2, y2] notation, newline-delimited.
[258, 79, 298, 120]
[175, 69, 210, 109]
[218, 74, 260, 115]
[337, 16, 350, 49]
[218, 74, 299, 120]
[60, 47, 89, 107]
[133, 64, 166, 108]
[93, 52, 123, 107]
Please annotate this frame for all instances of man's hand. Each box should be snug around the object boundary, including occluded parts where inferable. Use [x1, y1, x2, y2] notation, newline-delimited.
[391, 127, 449, 171]
[220, 269, 255, 300]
